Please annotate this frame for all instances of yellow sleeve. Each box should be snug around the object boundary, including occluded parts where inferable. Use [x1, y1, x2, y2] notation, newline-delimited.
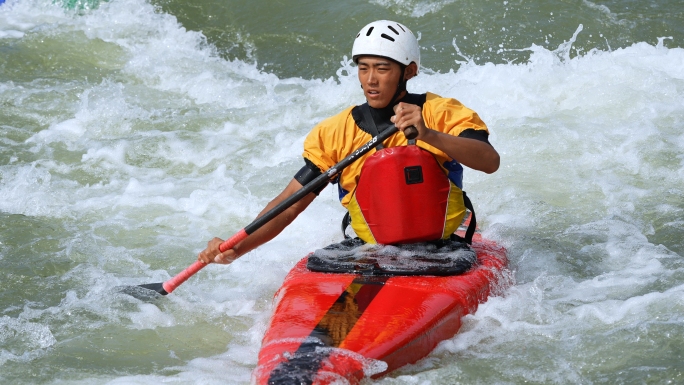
[422, 92, 489, 137]
[302, 106, 357, 172]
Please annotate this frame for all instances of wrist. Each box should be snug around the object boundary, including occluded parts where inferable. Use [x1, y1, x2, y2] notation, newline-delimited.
[420, 127, 437, 142]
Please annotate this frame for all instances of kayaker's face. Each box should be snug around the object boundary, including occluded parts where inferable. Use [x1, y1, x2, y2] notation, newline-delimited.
[357, 56, 403, 109]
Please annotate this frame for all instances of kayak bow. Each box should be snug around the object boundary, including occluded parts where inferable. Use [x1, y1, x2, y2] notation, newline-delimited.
[254, 228, 508, 383]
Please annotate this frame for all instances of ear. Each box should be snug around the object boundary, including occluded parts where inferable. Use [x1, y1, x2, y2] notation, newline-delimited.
[404, 62, 418, 81]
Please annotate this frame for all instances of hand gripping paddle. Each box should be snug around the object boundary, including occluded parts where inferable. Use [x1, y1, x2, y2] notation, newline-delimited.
[125, 125, 416, 298]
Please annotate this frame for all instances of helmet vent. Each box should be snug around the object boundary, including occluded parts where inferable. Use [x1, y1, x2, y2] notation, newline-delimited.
[381, 33, 395, 42]
[352, 20, 420, 67]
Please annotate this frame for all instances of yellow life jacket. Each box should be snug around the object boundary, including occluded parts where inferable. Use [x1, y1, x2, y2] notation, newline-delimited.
[302, 93, 486, 245]
[345, 102, 468, 245]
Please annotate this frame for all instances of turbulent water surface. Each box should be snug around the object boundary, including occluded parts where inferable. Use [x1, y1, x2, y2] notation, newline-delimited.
[1, 0, 684, 383]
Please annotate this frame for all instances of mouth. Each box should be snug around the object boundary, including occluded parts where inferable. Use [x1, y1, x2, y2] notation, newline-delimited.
[366, 89, 381, 98]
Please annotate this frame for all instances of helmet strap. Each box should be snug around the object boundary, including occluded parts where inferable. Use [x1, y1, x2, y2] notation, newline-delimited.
[388, 64, 408, 107]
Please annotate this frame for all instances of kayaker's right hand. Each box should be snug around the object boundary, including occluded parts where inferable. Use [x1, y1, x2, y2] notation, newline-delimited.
[198, 237, 238, 264]
[391, 102, 429, 140]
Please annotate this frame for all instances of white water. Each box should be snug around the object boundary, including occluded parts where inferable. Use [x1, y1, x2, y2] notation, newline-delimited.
[1, 0, 684, 383]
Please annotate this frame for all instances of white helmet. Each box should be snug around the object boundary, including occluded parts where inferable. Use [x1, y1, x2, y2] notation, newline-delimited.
[352, 20, 420, 69]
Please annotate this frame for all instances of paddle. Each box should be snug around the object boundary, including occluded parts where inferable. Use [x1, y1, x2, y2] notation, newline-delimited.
[125, 125, 416, 298]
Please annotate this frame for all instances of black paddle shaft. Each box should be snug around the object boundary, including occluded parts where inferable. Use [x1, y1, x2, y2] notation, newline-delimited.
[244, 125, 401, 234]
[123, 125, 405, 299]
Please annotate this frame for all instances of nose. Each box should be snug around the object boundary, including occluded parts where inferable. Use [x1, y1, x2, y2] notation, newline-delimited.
[365, 68, 378, 85]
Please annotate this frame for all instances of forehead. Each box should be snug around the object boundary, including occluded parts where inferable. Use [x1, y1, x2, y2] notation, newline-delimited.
[356, 56, 398, 67]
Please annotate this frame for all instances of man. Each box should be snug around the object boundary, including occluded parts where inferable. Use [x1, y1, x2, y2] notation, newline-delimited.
[198, 20, 499, 264]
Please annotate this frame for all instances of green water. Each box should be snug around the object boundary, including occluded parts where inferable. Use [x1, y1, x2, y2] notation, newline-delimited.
[2, 0, 684, 383]
[149, 0, 684, 79]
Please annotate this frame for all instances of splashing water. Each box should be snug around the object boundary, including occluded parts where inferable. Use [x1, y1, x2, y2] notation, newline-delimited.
[1, 0, 684, 383]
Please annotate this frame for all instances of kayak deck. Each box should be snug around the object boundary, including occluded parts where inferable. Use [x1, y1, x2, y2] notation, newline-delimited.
[253, 233, 508, 384]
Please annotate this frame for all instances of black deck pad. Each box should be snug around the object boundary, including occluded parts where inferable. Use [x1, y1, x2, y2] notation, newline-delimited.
[307, 237, 476, 276]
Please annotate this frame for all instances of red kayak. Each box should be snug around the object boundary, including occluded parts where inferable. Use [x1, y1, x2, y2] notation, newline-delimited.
[253, 230, 508, 384]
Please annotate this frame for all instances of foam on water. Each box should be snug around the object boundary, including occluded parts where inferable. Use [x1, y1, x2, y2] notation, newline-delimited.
[1, 0, 684, 383]
[369, 0, 458, 18]
[0, 316, 56, 365]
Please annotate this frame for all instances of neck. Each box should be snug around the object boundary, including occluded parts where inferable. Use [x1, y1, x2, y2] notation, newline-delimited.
[371, 90, 407, 111]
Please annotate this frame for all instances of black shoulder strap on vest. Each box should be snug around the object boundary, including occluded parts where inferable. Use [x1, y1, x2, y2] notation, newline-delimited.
[341, 211, 352, 239]
[342, 104, 380, 239]
[343, 104, 382, 239]
[462, 191, 477, 245]
[359, 104, 383, 150]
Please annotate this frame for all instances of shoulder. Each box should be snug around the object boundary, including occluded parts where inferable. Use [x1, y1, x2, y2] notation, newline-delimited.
[303, 106, 360, 169]
[314, 106, 356, 130]
[306, 106, 357, 142]
[424, 92, 469, 111]
[306, 106, 357, 145]
[422, 92, 488, 135]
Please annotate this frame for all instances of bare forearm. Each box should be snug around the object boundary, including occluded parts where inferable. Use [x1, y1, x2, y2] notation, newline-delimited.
[420, 129, 500, 174]
[198, 179, 315, 264]
[390, 102, 500, 174]
[232, 193, 314, 256]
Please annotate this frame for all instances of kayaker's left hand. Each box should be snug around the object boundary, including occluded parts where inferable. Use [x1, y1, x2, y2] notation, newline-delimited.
[198, 237, 238, 264]
[391, 102, 429, 140]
